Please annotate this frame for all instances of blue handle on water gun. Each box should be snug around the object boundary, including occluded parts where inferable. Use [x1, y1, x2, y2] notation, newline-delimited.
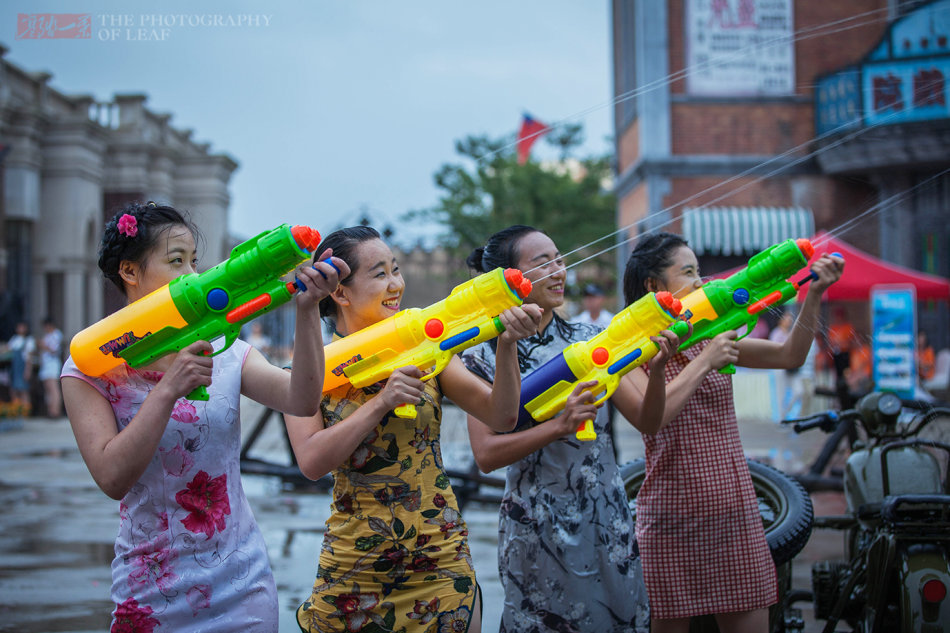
[294, 258, 341, 292]
[794, 252, 843, 286]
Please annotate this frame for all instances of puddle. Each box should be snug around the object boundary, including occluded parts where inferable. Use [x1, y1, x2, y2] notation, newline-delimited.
[0, 537, 114, 570]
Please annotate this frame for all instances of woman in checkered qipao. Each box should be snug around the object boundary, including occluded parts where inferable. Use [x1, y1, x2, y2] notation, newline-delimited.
[463, 225, 680, 633]
[622, 232, 843, 633]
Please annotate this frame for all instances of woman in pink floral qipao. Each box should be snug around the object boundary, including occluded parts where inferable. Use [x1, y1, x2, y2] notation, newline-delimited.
[61, 202, 347, 632]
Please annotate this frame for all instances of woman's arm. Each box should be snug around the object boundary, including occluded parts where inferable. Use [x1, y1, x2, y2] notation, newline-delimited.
[441, 305, 543, 432]
[608, 330, 677, 435]
[242, 255, 348, 416]
[62, 340, 214, 500]
[738, 254, 844, 370]
[612, 331, 739, 432]
[466, 381, 599, 473]
[285, 365, 426, 481]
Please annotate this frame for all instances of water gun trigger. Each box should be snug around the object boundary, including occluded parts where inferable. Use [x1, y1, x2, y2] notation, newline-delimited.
[589, 381, 612, 408]
[200, 325, 241, 361]
[417, 355, 450, 382]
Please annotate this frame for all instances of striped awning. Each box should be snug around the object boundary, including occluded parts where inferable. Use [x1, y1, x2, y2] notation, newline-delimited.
[682, 206, 815, 256]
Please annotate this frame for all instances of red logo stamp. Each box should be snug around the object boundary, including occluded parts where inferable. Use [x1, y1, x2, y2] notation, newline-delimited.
[16, 14, 92, 39]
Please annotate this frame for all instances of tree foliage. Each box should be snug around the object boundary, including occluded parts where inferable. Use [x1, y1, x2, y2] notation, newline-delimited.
[408, 126, 616, 278]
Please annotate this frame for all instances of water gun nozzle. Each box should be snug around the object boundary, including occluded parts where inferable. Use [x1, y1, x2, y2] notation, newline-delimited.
[796, 238, 815, 260]
[291, 226, 322, 252]
[504, 268, 533, 298]
[655, 291, 682, 317]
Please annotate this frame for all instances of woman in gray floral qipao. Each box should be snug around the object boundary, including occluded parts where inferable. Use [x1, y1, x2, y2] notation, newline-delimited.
[462, 225, 679, 633]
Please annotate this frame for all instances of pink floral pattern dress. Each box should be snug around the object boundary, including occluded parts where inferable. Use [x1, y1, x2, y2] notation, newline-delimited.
[62, 340, 279, 633]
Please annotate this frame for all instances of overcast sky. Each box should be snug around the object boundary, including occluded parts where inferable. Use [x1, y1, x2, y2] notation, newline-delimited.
[5, 0, 613, 246]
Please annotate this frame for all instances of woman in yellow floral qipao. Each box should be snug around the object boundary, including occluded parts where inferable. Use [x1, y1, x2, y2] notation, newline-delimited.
[286, 227, 542, 633]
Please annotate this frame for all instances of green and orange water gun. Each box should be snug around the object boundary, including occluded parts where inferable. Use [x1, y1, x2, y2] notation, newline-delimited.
[70, 224, 322, 400]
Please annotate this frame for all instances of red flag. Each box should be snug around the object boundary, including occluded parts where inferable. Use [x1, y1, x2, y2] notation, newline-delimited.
[516, 113, 549, 164]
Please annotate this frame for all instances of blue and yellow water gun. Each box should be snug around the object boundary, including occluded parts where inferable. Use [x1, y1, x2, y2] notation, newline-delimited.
[518, 291, 684, 441]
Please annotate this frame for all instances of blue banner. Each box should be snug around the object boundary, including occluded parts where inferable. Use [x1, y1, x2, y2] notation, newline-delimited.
[871, 284, 917, 399]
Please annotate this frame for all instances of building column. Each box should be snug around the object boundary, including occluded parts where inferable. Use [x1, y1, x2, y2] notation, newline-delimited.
[174, 152, 238, 263]
[39, 111, 106, 338]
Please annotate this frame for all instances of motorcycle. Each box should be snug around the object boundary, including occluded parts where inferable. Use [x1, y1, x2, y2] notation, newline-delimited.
[784, 392, 950, 632]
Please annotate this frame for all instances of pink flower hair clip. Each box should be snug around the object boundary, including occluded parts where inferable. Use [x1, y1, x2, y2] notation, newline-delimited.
[117, 213, 138, 238]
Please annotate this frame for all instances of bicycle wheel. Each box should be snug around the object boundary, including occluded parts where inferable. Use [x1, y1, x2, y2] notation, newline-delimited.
[621, 458, 814, 565]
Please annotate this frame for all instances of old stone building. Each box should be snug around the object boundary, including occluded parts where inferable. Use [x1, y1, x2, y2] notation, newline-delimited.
[0, 44, 237, 341]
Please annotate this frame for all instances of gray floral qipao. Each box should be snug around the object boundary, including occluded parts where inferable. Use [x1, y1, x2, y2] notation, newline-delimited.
[463, 319, 650, 633]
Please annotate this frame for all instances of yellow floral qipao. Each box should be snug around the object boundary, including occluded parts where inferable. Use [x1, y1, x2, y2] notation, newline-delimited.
[297, 377, 477, 633]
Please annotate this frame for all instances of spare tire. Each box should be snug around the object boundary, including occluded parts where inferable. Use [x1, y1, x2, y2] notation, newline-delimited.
[620, 458, 813, 565]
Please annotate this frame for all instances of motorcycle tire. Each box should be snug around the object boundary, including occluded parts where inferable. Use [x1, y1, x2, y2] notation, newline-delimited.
[620, 458, 814, 565]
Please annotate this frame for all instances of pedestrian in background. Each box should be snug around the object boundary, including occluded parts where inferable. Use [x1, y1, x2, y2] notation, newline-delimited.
[918, 328, 936, 382]
[38, 317, 63, 417]
[572, 282, 614, 328]
[60, 201, 344, 632]
[4, 321, 34, 407]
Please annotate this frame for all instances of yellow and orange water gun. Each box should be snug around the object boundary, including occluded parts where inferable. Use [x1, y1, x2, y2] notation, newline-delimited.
[322, 267, 533, 418]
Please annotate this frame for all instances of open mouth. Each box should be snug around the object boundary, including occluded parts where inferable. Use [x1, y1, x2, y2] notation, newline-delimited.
[382, 297, 400, 310]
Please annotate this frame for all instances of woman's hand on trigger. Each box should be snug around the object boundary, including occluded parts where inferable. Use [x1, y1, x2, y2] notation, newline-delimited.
[156, 340, 214, 400]
[377, 366, 426, 411]
[699, 331, 740, 371]
[808, 253, 845, 294]
[498, 303, 543, 343]
[648, 327, 681, 371]
[295, 248, 351, 305]
[550, 380, 599, 436]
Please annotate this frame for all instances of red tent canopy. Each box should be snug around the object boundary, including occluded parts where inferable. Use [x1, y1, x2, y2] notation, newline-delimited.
[711, 231, 950, 302]
[806, 231, 950, 302]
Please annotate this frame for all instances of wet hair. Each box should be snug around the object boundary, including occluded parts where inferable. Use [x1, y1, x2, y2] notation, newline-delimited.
[622, 232, 689, 305]
[468, 224, 577, 344]
[98, 201, 201, 296]
[313, 226, 381, 319]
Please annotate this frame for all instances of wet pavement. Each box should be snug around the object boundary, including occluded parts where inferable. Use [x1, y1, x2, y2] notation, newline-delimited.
[0, 395, 847, 633]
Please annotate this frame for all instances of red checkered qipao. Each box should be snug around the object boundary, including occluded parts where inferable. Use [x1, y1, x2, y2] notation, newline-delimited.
[638, 340, 777, 619]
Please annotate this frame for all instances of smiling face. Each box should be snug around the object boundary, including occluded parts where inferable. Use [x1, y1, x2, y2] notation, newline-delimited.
[514, 231, 565, 311]
[649, 244, 703, 300]
[333, 238, 404, 334]
[120, 224, 199, 302]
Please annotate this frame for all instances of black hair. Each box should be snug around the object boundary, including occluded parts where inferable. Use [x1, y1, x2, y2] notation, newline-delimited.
[313, 226, 381, 319]
[468, 224, 577, 349]
[465, 225, 539, 274]
[98, 201, 201, 296]
[622, 232, 689, 305]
